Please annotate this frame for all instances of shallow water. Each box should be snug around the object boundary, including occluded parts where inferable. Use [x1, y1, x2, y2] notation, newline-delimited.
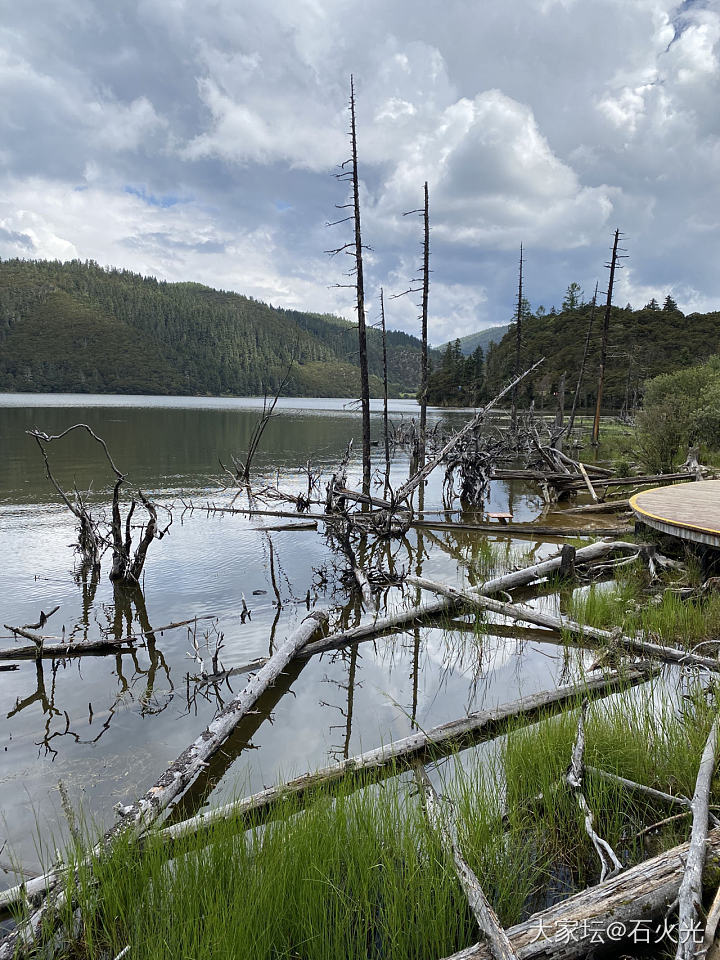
[0, 394, 595, 881]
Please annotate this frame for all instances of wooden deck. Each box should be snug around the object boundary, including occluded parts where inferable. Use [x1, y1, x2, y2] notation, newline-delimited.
[630, 480, 720, 548]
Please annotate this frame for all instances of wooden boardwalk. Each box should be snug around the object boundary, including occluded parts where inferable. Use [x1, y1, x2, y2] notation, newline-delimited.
[630, 480, 720, 548]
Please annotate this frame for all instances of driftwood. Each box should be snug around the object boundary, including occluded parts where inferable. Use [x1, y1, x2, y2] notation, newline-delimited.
[577, 462, 599, 503]
[0, 611, 328, 959]
[156, 664, 655, 848]
[0, 636, 136, 662]
[442, 828, 720, 960]
[677, 715, 719, 960]
[107, 609, 328, 837]
[565, 699, 622, 882]
[414, 764, 518, 960]
[586, 766, 719, 826]
[393, 358, 546, 507]
[412, 520, 631, 539]
[563, 499, 630, 514]
[405, 575, 720, 674]
[0, 665, 654, 917]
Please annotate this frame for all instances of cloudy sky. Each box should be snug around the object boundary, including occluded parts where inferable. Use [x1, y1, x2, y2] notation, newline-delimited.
[1, 0, 719, 343]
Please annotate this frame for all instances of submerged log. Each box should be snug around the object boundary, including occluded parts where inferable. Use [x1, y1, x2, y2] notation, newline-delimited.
[414, 764, 518, 960]
[405, 575, 720, 674]
[0, 636, 136, 662]
[0, 610, 328, 958]
[443, 830, 720, 960]
[157, 663, 655, 848]
[411, 520, 631, 538]
[563, 499, 631, 514]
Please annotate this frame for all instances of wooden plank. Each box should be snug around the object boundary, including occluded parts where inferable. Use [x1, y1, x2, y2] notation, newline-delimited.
[631, 480, 720, 548]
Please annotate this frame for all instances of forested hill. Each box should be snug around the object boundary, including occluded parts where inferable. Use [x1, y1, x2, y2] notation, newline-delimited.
[482, 299, 720, 410]
[0, 259, 428, 397]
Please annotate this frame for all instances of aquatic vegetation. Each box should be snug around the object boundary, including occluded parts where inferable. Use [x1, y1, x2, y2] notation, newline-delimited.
[45, 681, 717, 960]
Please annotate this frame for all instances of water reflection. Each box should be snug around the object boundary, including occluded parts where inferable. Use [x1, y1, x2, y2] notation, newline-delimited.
[0, 394, 594, 879]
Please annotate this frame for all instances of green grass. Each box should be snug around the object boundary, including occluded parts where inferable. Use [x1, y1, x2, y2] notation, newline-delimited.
[35, 680, 718, 960]
[569, 574, 720, 648]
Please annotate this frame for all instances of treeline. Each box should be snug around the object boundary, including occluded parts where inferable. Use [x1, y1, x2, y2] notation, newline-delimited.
[426, 295, 720, 411]
[0, 258, 428, 397]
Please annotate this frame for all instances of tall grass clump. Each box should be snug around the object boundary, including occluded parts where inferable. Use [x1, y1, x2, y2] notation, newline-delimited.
[57, 775, 476, 960]
[39, 682, 720, 958]
[570, 575, 720, 648]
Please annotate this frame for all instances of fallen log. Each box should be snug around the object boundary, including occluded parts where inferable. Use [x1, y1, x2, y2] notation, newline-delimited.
[414, 764, 518, 960]
[0, 637, 136, 662]
[563, 500, 630, 514]
[156, 663, 656, 848]
[677, 715, 719, 960]
[0, 664, 655, 918]
[215, 541, 639, 675]
[0, 610, 328, 959]
[405, 575, 720, 674]
[441, 828, 720, 960]
[412, 520, 631, 538]
[577, 462, 599, 503]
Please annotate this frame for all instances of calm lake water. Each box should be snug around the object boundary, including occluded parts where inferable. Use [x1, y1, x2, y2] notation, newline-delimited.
[0, 394, 594, 884]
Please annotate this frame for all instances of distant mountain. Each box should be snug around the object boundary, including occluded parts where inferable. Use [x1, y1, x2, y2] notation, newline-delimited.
[436, 324, 511, 356]
[0, 259, 428, 397]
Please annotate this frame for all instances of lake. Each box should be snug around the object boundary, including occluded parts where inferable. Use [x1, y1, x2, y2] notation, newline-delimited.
[0, 393, 588, 884]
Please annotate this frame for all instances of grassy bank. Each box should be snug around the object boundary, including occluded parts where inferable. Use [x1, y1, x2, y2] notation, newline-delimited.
[34, 677, 717, 960]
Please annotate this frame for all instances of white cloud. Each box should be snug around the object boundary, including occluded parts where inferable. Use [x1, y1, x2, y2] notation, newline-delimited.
[1, 0, 720, 339]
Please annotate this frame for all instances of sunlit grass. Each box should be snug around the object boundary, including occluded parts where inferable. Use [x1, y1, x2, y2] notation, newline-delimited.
[39, 679, 718, 960]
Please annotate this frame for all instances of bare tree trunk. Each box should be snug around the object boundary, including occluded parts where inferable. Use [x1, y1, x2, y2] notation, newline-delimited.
[350, 76, 371, 498]
[568, 282, 598, 435]
[677, 715, 719, 960]
[592, 230, 622, 445]
[415, 764, 518, 960]
[510, 244, 524, 433]
[418, 181, 430, 475]
[380, 288, 391, 498]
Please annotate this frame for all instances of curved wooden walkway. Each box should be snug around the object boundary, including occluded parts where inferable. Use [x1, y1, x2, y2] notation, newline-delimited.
[630, 479, 720, 549]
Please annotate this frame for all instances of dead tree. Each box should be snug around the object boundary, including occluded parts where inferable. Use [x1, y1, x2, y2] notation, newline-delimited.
[510, 244, 524, 433]
[380, 288, 391, 497]
[393, 181, 431, 500]
[28, 425, 170, 587]
[326, 76, 371, 498]
[592, 229, 626, 445]
[419, 182, 430, 475]
[223, 362, 293, 485]
[567, 282, 598, 434]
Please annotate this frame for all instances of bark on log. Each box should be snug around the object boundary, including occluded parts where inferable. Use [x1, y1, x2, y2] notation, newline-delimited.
[442, 828, 720, 960]
[411, 520, 631, 538]
[405, 575, 720, 674]
[677, 716, 719, 960]
[393, 358, 546, 507]
[0, 610, 328, 958]
[107, 609, 328, 838]
[0, 638, 136, 662]
[563, 500, 631, 514]
[157, 664, 655, 847]
[414, 764, 518, 960]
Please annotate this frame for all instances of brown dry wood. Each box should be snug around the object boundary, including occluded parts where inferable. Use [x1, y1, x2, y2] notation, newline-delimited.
[0, 610, 328, 958]
[414, 764, 518, 960]
[405, 575, 720, 674]
[677, 715, 719, 960]
[158, 663, 654, 846]
[442, 827, 720, 960]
